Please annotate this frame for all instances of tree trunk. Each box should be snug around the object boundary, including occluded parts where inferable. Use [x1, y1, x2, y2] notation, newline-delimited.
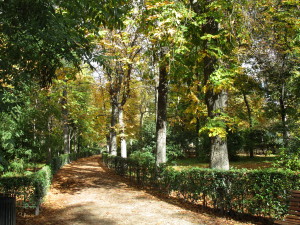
[74, 130, 78, 153]
[243, 93, 253, 128]
[156, 62, 168, 165]
[106, 133, 110, 153]
[140, 111, 144, 135]
[279, 83, 288, 147]
[110, 96, 118, 156]
[47, 116, 52, 163]
[203, 17, 229, 170]
[206, 89, 229, 170]
[62, 83, 70, 154]
[119, 106, 127, 158]
[243, 93, 254, 158]
[195, 117, 201, 157]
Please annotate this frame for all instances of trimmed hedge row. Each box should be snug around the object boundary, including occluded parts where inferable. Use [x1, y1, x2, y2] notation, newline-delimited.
[102, 153, 300, 220]
[0, 148, 100, 212]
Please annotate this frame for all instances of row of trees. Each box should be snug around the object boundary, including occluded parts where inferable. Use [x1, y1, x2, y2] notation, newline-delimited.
[98, 0, 299, 170]
[1, 0, 299, 172]
[0, 0, 128, 171]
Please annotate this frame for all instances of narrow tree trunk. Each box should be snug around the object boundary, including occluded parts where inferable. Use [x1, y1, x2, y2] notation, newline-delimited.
[140, 111, 144, 135]
[156, 62, 168, 165]
[195, 73, 202, 157]
[119, 106, 127, 158]
[68, 128, 72, 153]
[243, 93, 253, 128]
[62, 83, 70, 154]
[106, 133, 110, 153]
[243, 93, 254, 158]
[47, 116, 52, 163]
[195, 117, 201, 157]
[279, 83, 288, 147]
[74, 130, 78, 153]
[110, 96, 118, 156]
[203, 17, 229, 170]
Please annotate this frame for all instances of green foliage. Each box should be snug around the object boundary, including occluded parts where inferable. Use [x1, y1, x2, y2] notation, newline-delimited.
[8, 158, 25, 174]
[129, 122, 186, 162]
[166, 143, 184, 161]
[32, 166, 52, 205]
[0, 149, 99, 211]
[275, 137, 300, 171]
[227, 131, 243, 161]
[103, 153, 300, 220]
[129, 151, 155, 164]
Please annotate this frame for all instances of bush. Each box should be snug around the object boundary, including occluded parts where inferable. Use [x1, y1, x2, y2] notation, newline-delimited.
[32, 166, 52, 205]
[275, 137, 300, 171]
[8, 158, 25, 173]
[0, 148, 99, 211]
[129, 151, 155, 164]
[102, 153, 300, 221]
[166, 143, 184, 161]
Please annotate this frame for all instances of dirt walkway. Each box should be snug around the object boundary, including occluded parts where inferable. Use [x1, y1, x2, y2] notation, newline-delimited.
[18, 155, 254, 225]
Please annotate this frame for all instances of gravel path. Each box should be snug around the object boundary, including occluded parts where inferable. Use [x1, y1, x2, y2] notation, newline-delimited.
[18, 155, 254, 225]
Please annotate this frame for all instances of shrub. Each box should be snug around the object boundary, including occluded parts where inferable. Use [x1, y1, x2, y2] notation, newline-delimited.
[102, 153, 300, 221]
[275, 137, 300, 171]
[8, 158, 25, 173]
[0, 148, 99, 212]
[32, 166, 52, 205]
[129, 151, 155, 164]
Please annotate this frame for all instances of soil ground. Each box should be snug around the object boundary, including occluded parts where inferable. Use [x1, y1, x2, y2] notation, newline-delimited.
[18, 155, 256, 225]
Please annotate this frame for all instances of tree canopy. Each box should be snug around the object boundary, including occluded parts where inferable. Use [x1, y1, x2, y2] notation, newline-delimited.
[0, 0, 299, 172]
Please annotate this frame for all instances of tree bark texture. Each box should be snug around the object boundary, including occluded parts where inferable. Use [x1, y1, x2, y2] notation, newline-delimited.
[119, 107, 127, 158]
[203, 16, 229, 170]
[206, 89, 229, 170]
[110, 96, 118, 156]
[62, 84, 70, 154]
[156, 63, 168, 165]
[243, 93, 254, 158]
[47, 116, 52, 163]
[279, 83, 288, 147]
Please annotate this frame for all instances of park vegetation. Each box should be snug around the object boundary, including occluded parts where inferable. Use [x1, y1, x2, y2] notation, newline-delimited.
[0, 0, 299, 220]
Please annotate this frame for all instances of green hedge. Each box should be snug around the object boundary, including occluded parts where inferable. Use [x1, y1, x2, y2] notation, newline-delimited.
[0, 166, 52, 209]
[102, 153, 300, 220]
[0, 148, 100, 212]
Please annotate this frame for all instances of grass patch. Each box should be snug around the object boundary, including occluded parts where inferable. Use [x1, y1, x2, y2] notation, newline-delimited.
[172, 155, 277, 170]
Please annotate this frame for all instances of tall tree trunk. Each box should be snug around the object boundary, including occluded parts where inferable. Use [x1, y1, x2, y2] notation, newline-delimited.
[279, 83, 288, 147]
[119, 106, 127, 158]
[110, 96, 118, 156]
[47, 116, 52, 163]
[106, 133, 110, 153]
[195, 73, 202, 158]
[140, 111, 144, 135]
[195, 117, 201, 157]
[243, 93, 253, 128]
[62, 82, 70, 154]
[205, 89, 229, 170]
[74, 129, 78, 153]
[243, 93, 254, 158]
[156, 62, 168, 165]
[203, 17, 229, 170]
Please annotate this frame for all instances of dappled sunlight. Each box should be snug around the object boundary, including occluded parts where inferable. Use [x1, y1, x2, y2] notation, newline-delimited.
[17, 155, 255, 225]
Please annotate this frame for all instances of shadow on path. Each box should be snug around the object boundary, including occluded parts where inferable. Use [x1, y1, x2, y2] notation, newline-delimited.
[17, 155, 261, 225]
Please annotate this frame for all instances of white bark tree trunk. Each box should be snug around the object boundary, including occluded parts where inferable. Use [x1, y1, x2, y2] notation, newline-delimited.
[119, 107, 127, 158]
[62, 84, 70, 154]
[110, 97, 118, 156]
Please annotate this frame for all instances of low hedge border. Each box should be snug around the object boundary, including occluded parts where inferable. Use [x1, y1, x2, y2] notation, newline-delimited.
[102, 153, 300, 221]
[0, 148, 100, 214]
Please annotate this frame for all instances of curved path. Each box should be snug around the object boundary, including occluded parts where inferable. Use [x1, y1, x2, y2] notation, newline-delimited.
[18, 155, 253, 225]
